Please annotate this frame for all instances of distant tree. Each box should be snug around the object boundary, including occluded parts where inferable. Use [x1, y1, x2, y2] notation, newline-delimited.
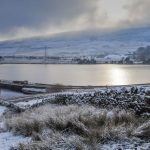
[0, 56, 4, 61]
[77, 58, 96, 64]
[124, 57, 133, 64]
[134, 46, 150, 63]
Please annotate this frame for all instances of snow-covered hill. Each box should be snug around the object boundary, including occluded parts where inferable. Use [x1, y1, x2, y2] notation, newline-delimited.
[0, 27, 150, 57]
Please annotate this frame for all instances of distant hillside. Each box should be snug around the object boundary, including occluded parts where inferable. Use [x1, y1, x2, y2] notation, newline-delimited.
[0, 27, 150, 57]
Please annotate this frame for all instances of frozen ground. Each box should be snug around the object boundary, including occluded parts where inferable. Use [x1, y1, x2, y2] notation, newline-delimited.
[0, 106, 6, 116]
[0, 132, 30, 150]
[101, 139, 150, 150]
[16, 99, 43, 107]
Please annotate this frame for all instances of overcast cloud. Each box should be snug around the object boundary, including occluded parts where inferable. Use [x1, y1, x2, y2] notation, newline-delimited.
[0, 0, 150, 41]
[124, 0, 150, 27]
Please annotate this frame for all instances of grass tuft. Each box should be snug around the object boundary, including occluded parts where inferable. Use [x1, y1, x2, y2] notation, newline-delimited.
[6, 104, 144, 149]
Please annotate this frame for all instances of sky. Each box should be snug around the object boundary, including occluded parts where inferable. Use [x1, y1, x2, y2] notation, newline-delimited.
[0, 0, 150, 41]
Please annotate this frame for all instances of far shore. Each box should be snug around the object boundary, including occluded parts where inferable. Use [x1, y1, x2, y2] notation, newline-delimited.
[1, 62, 150, 65]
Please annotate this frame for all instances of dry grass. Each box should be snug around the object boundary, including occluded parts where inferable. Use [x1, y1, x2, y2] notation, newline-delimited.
[17, 129, 86, 150]
[4, 104, 141, 149]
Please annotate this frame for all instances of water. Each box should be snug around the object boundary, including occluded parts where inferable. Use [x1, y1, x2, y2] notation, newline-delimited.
[0, 89, 24, 99]
[0, 64, 150, 86]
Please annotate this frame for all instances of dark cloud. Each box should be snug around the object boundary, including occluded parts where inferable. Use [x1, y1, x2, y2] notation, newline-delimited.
[0, 0, 99, 34]
[1, 0, 149, 41]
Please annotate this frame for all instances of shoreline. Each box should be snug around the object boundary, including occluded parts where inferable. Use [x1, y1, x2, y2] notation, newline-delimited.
[1, 79, 150, 94]
[1, 79, 150, 87]
[1, 79, 150, 88]
[1, 63, 150, 65]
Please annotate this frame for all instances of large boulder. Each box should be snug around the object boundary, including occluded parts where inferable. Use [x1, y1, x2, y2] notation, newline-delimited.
[144, 96, 150, 105]
[145, 89, 150, 96]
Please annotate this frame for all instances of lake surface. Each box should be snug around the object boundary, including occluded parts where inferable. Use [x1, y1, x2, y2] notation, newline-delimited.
[0, 64, 150, 86]
[0, 89, 25, 99]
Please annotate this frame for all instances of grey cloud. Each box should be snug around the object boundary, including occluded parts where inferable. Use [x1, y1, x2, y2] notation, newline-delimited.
[124, 0, 150, 27]
[0, 0, 99, 35]
[2, 0, 150, 40]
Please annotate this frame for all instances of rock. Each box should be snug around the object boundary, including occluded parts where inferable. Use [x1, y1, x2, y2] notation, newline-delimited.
[131, 87, 138, 94]
[144, 96, 150, 105]
[145, 89, 150, 96]
[132, 121, 150, 138]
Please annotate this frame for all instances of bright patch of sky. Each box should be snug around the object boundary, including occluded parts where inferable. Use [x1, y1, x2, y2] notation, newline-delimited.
[101, 0, 128, 19]
[99, 0, 129, 25]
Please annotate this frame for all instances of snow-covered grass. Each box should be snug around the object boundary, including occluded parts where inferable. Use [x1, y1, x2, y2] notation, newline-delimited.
[0, 105, 30, 150]
[0, 85, 150, 149]
[5, 104, 147, 149]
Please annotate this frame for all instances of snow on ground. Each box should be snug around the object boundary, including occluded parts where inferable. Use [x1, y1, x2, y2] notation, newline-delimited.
[0, 106, 7, 130]
[0, 105, 30, 150]
[16, 99, 43, 107]
[0, 132, 30, 150]
[0, 106, 6, 116]
[106, 111, 115, 119]
[101, 141, 150, 150]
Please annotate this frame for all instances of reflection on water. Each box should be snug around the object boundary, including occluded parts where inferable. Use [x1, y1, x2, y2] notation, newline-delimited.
[110, 67, 128, 85]
[0, 64, 150, 86]
[0, 89, 24, 99]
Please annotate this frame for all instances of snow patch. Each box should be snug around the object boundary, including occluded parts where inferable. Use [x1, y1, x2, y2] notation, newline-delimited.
[0, 106, 6, 116]
[106, 111, 114, 119]
[16, 99, 43, 107]
[0, 132, 30, 150]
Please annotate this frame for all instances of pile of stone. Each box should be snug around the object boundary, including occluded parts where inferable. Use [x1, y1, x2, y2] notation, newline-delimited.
[53, 86, 150, 115]
[1, 86, 150, 115]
